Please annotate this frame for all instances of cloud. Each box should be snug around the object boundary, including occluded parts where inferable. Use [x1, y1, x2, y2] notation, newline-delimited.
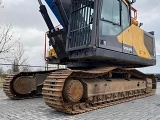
[13, 27, 46, 66]
[25, 46, 45, 65]
[1, 0, 59, 30]
[13, 27, 45, 47]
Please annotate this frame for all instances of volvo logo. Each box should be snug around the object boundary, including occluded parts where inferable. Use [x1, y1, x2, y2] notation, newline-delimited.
[123, 46, 132, 52]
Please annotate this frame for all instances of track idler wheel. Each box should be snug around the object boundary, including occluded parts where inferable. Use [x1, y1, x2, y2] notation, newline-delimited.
[63, 80, 83, 103]
[13, 76, 37, 95]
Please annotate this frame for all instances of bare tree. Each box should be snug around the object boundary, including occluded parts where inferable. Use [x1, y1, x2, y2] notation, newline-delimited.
[0, 67, 4, 74]
[12, 42, 28, 72]
[14, 42, 28, 65]
[21, 65, 32, 72]
[12, 59, 19, 72]
[6, 69, 12, 74]
[0, 24, 16, 61]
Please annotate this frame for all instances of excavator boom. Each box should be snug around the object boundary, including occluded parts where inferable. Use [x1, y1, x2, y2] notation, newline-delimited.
[44, 0, 70, 29]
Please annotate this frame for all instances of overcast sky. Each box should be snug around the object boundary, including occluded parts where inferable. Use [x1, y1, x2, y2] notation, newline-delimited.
[0, 0, 160, 73]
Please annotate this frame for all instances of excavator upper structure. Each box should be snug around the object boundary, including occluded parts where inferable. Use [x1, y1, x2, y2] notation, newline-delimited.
[3, 0, 157, 114]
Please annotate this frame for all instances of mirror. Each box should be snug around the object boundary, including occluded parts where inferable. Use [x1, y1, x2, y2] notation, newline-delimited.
[139, 23, 143, 27]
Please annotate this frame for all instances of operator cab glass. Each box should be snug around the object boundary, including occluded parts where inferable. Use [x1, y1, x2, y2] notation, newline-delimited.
[101, 0, 121, 35]
[67, 0, 131, 51]
[100, 0, 130, 36]
[121, 2, 130, 29]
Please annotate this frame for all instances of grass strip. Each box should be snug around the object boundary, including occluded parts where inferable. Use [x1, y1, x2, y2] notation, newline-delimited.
[0, 82, 3, 88]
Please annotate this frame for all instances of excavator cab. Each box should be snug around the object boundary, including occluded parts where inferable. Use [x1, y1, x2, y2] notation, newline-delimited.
[39, 0, 155, 68]
[65, 0, 156, 68]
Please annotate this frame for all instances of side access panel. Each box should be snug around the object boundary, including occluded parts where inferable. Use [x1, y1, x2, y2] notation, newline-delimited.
[118, 25, 155, 60]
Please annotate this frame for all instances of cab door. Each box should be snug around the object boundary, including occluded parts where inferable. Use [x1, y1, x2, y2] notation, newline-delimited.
[98, 0, 123, 52]
[121, 1, 133, 54]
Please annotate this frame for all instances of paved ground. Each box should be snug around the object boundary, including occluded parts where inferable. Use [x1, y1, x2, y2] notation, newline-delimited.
[0, 83, 160, 120]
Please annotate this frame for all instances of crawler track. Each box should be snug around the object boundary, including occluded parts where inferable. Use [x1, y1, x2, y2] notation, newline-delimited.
[3, 70, 56, 100]
[42, 67, 156, 114]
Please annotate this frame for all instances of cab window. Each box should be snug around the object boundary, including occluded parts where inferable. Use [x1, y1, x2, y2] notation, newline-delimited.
[101, 0, 121, 35]
[121, 2, 130, 29]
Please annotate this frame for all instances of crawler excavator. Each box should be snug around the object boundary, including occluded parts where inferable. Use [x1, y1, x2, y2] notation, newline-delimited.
[3, 0, 157, 114]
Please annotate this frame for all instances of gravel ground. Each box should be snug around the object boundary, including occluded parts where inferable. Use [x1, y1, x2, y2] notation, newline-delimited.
[0, 83, 160, 120]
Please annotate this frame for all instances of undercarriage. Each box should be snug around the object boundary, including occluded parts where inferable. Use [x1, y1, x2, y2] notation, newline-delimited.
[42, 67, 156, 114]
[3, 70, 54, 99]
[3, 67, 156, 114]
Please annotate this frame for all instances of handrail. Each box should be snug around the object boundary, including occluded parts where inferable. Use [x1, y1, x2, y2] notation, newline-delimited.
[131, 7, 137, 20]
[44, 32, 47, 61]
